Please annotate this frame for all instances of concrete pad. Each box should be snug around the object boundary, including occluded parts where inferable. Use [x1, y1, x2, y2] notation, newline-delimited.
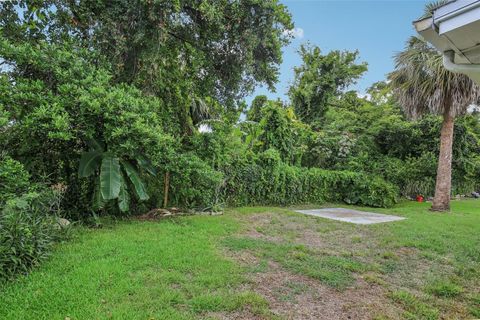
[294, 208, 405, 225]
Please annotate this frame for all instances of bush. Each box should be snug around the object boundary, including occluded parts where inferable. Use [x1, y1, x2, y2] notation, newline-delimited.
[379, 154, 437, 198]
[223, 150, 397, 208]
[167, 154, 224, 210]
[0, 191, 64, 280]
[0, 156, 31, 206]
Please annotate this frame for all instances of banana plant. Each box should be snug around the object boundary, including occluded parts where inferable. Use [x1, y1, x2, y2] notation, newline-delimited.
[78, 142, 155, 213]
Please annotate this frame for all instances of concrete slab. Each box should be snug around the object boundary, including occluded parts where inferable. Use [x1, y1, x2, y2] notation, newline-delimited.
[294, 208, 405, 225]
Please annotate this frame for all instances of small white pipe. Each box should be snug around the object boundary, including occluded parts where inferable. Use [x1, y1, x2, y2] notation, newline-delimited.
[443, 51, 480, 73]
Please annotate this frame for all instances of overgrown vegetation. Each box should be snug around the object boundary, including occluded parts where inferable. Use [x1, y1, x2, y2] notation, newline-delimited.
[1, 0, 479, 283]
[223, 150, 397, 208]
[0, 187, 66, 280]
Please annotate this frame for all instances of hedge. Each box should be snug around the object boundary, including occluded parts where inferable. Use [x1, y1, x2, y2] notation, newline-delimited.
[222, 152, 397, 208]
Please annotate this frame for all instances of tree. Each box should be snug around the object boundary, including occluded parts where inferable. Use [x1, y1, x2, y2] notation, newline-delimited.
[0, 1, 293, 134]
[0, 1, 293, 214]
[0, 37, 175, 216]
[389, 36, 480, 211]
[288, 44, 367, 126]
[247, 95, 268, 122]
[257, 101, 308, 165]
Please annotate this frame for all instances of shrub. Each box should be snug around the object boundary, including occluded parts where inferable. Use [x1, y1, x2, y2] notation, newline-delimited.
[345, 152, 439, 198]
[0, 156, 31, 206]
[0, 191, 64, 280]
[341, 174, 398, 208]
[223, 151, 397, 208]
[0, 39, 175, 217]
[168, 154, 224, 210]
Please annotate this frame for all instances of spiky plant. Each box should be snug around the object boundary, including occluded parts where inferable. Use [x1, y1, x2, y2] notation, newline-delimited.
[389, 36, 480, 211]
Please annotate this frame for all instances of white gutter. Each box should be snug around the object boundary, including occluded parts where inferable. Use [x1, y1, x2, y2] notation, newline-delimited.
[443, 51, 480, 73]
[435, 1, 480, 25]
[415, 0, 480, 85]
[443, 51, 480, 84]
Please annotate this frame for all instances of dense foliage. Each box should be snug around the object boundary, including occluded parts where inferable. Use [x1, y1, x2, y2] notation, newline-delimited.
[0, 38, 175, 217]
[1, 1, 478, 215]
[1, 0, 480, 280]
[0, 189, 66, 280]
[223, 149, 397, 208]
[0, 156, 30, 205]
[289, 45, 368, 126]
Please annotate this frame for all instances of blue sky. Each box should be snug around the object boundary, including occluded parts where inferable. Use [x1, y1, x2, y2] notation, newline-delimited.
[248, 0, 430, 104]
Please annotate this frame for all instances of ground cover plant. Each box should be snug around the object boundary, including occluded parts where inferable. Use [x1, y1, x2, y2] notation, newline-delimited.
[1, 200, 479, 319]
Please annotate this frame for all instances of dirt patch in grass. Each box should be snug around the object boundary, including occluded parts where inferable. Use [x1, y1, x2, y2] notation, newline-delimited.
[242, 213, 284, 243]
[244, 227, 282, 243]
[217, 251, 401, 319]
[241, 212, 383, 264]
[220, 211, 404, 319]
[217, 251, 402, 319]
[206, 310, 265, 320]
[248, 262, 401, 320]
[224, 206, 480, 319]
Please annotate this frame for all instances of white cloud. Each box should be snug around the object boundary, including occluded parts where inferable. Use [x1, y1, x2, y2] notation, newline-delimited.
[283, 27, 304, 39]
[357, 92, 372, 101]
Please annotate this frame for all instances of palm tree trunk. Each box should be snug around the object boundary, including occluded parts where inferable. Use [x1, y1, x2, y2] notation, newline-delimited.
[431, 114, 455, 211]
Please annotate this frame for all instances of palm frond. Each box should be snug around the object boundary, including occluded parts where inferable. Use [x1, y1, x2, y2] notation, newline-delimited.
[420, 0, 452, 19]
[190, 97, 216, 125]
[389, 36, 480, 119]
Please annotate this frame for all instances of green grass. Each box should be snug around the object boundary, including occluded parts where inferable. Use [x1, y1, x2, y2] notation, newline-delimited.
[426, 279, 463, 298]
[1, 200, 479, 319]
[0, 216, 271, 320]
[223, 236, 366, 289]
[390, 290, 439, 320]
[228, 201, 480, 318]
[469, 294, 480, 318]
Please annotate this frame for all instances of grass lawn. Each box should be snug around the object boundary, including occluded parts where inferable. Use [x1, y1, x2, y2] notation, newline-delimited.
[1, 200, 479, 319]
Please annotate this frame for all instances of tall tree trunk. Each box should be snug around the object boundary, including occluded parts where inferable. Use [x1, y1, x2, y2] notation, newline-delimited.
[431, 114, 455, 211]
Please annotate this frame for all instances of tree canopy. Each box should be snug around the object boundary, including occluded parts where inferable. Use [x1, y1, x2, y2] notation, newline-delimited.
[289, 44, 368, 126]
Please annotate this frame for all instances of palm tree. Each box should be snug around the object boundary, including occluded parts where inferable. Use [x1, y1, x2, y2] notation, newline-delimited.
[389, 36, 480, 211]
